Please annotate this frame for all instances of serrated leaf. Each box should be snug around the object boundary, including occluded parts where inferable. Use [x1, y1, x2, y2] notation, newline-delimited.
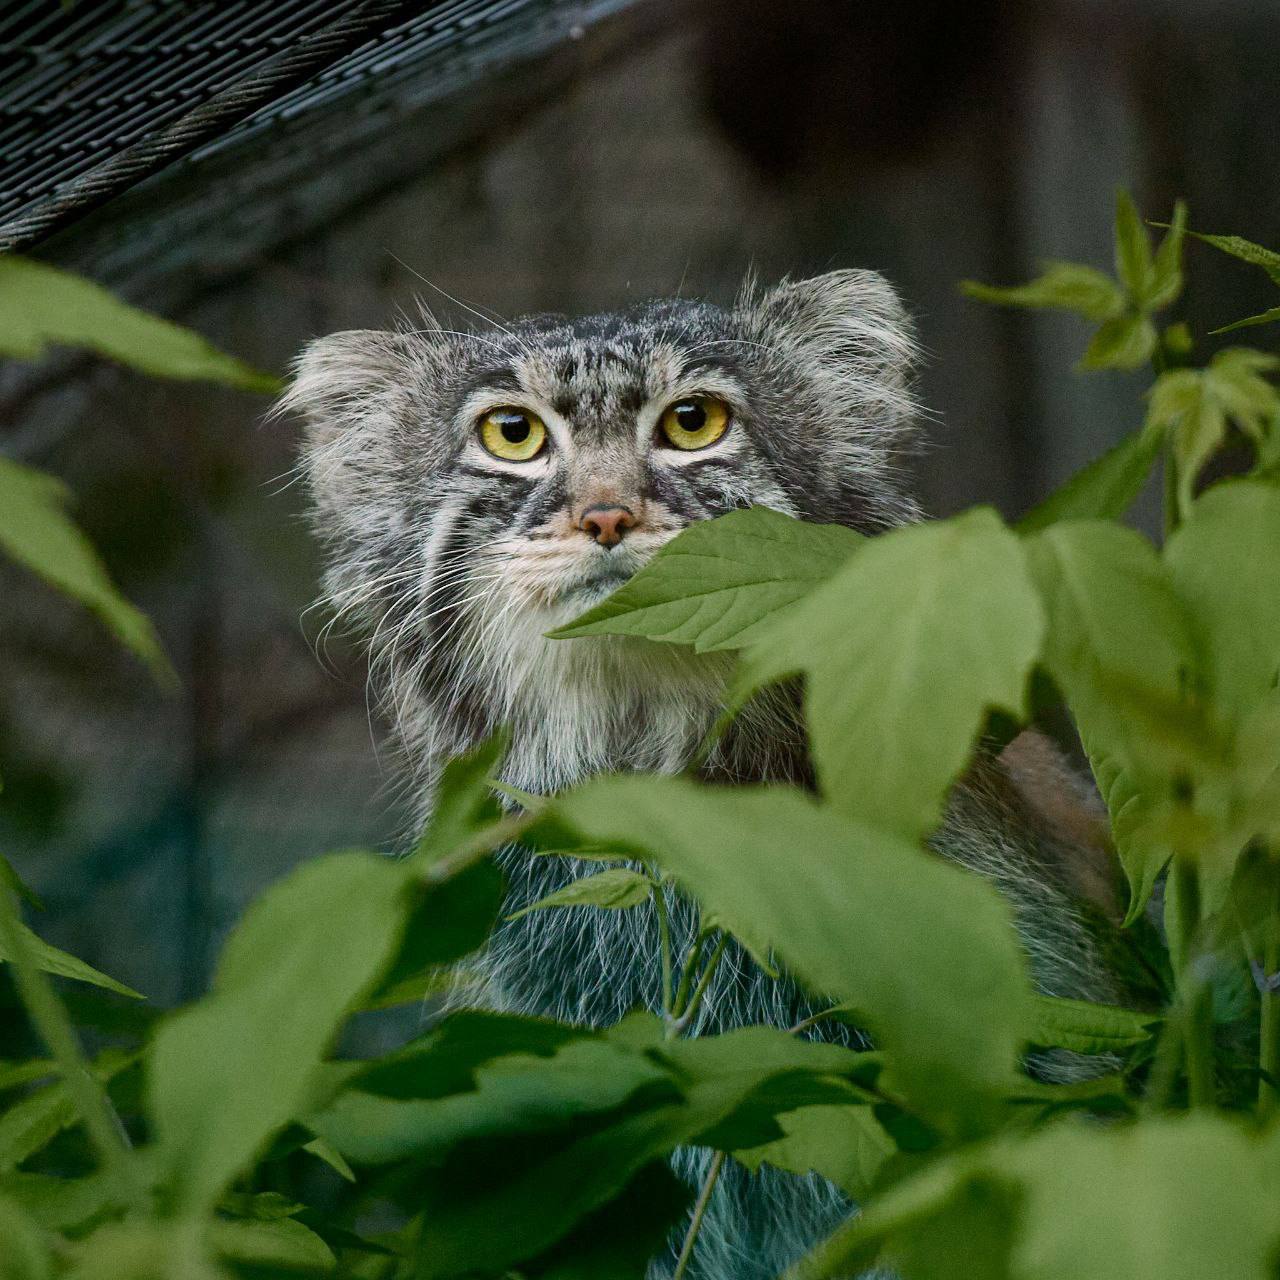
[507, 866, 653, 921]
[740, 508, 1044, 839]
[1026, 994, 1158, 1054]
[1017, 423, 1164, 532]
[1213, 305, 1280, 335]
[398, 1024, 878, 1280]
[1187, 228, 1280, 284]
[550, 507, 861, 652]
[733, 1103, 894, 1200]
[1079, 312, 1158, 370]
[1149, 352, 1280, 517]
[0, 256, 280, 393]
[537, 777, 1032, 1136]
[147, 851, 415, 1213]
[0, 459, 170, 680]
[960, 262, 1124, 323]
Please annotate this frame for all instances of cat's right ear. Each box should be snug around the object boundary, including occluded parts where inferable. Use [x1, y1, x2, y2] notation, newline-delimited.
[277, 329, 415, 449]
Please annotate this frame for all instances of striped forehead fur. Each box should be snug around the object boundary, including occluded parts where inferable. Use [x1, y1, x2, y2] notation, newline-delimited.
[283, 269, 926, 812]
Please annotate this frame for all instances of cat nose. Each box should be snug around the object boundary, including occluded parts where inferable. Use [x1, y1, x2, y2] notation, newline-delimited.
[578, 504, 637, 547]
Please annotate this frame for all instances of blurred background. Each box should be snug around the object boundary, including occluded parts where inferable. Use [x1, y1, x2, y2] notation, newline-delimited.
[1, 0, 1278, 1014]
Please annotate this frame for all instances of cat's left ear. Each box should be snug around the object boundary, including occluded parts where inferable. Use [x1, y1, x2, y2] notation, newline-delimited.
[743, 268, 919, 395]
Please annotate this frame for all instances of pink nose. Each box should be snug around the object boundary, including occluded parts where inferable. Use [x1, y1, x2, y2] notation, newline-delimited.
[579, 505, 637, 547]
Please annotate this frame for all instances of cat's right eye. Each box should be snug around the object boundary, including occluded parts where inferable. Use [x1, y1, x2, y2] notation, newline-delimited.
[479, 406, 547, 462]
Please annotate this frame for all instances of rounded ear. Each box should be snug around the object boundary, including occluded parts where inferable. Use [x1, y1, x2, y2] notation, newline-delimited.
[276, 329, 416, 449]
[747, 268, 919, 387]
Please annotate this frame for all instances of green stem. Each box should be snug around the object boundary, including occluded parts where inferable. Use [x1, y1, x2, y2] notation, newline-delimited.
[1174, 860, 1214, 1107]
[671, 1151, 725, 1280]
[670, 932, 708, 1024]
[0, 886, 146, 1212]
[653, 885, 674, 1020]
[421, 812, 533, 884]
[1259, 872, 1280, 1115]
[671, 934, 729, 1037]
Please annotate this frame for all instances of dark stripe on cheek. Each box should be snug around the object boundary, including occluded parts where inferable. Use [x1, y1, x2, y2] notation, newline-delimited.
[645, 465, 705, 522]
[513, 473, 567, 534]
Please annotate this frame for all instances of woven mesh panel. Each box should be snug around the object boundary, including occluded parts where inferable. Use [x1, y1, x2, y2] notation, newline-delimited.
[0, 0, 641, 263]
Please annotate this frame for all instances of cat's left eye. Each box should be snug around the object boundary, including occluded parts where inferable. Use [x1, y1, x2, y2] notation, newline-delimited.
[658, 395, 731, 451]
[479, 407, 547, 461]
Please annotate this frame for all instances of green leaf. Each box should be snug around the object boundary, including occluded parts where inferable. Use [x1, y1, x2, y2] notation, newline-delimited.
[537, 777, 1032, 1136]
[1149, 354, 1280, 517]
[366, 859, 503, 1013]
[300, 1136, 355, 1184]
[1146, 199, 1188, 311]
[1017, 423, 1164, 532]
[0, 909, 141, 999]
[0, 1190, 52, 1280]
[1026, 995, 1158, 1055]
[741, 508, 1044, 839]
[1114, 189, 1155, 301]
[793, 1114, 1280, 1280]
[521, 1163, 692, 1280]
[960, 263, 1125, 323]
[352, 1010, 591, 1102]
[1164, 480, 1280, 722]
[507, 867, 653, 921]
[1187, 228, 1280, 285]
[399, 1024, 877, 1280]
[0, 1050, 139, 1172]
[0, 1168, 123, 1237]
[1024, 522, 1199, 920]
[1079, 312, 1158, 371]
[312, 1028, 675, 1166]
[0, 256, 280, 393]
[1213, 305, 1280, 335]
[0, 459, 170, 680]
[410, 731, 507, 865]
[0, 1062, 55, 1093]
[998, 1116, 1280, 1280]
[550, 506, 861, 651]
[147, 851, 414, 1213]
[0, 856, 44, 913]
[209, 1217, 336, 1273]
[733, 1103, 895, 1200]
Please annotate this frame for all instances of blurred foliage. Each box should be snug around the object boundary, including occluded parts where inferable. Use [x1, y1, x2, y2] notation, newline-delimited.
[0, 201, 1279, 1279]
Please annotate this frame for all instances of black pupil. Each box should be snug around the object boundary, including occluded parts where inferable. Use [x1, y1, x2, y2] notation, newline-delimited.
[674, 401, 706, 432]
[497, 413, 531, 444]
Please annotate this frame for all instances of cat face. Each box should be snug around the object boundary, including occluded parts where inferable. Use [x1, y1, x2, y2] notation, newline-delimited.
[284, 270, 920, 772]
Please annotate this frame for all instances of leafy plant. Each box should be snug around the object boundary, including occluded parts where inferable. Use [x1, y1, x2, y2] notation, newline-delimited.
[1, 198, 1279, 1280]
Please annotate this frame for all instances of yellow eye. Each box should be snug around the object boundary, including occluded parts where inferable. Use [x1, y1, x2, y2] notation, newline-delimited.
[658, 396, 731, 451]
[479, 407, 547, 461]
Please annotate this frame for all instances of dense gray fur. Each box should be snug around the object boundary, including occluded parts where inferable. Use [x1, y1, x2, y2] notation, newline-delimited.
[284, 272, 1126, 1279]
